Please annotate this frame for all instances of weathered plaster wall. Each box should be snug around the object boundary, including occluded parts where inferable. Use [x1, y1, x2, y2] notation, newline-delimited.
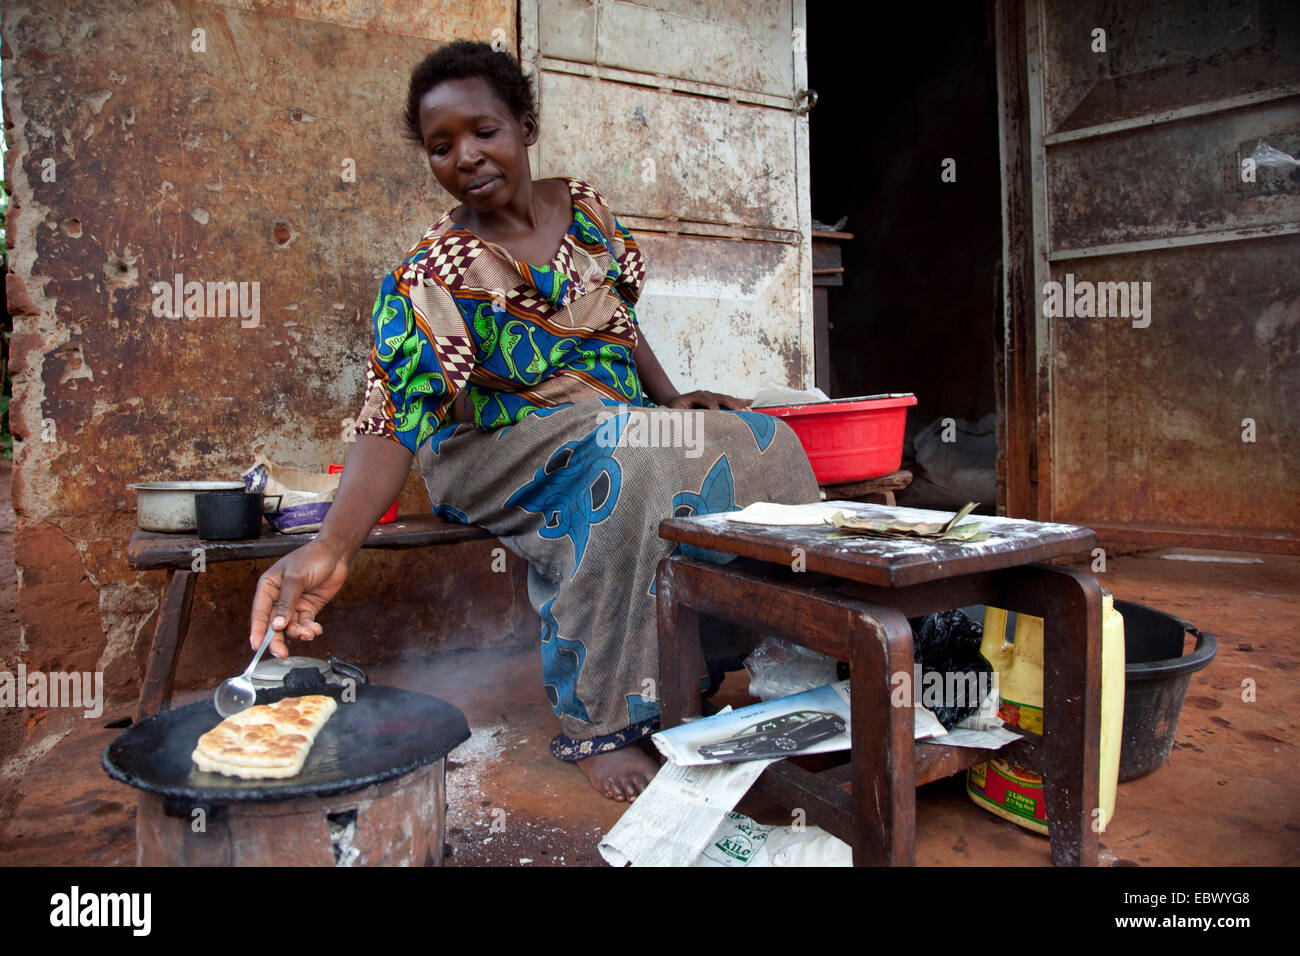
[1, 0, 530, 763]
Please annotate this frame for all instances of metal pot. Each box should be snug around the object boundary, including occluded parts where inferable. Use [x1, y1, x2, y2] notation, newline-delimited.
[128, 481, 247, 533]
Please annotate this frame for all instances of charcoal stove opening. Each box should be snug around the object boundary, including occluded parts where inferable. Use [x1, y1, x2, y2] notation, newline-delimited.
[327, 809, 360, 866]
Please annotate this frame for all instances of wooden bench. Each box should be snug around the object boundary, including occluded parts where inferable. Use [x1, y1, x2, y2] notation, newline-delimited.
[127, 515, 492, 722]
[819, 469, 912, 507]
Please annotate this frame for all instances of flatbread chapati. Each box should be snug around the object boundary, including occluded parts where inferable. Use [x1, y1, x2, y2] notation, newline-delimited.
[192, 694, 338, 780]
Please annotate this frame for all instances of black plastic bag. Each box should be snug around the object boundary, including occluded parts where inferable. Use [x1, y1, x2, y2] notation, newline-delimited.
[911, 610, 992, 729]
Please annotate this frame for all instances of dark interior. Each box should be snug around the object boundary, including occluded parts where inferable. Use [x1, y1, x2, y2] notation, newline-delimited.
[808, 1, 1003, 433]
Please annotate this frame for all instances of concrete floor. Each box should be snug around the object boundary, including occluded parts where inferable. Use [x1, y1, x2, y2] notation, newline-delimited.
[0, 539, 1296, 867]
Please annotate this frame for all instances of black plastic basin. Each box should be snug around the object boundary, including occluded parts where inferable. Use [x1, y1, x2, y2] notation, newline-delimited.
[1115, 599, 1218, 782]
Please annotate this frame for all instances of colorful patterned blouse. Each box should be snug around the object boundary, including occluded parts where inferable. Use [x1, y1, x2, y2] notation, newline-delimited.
[354, 177, 654, 452]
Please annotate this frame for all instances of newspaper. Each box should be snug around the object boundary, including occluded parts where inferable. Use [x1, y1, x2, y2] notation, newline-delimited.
[693, 811, 851, 867]
[598, 759, 775, 866]
[598, 764, 857, 867]
[651, 680, 948, 767]
[925, 685, 1024, 749]
[599, 684, 1014, 866]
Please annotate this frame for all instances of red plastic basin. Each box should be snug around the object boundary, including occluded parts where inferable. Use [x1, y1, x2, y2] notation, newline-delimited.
[751, 393, 917, 484]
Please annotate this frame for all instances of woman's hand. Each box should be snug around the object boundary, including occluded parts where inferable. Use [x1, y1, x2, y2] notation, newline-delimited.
[665, 390, 751, 411]
[248, 539, 351, 659]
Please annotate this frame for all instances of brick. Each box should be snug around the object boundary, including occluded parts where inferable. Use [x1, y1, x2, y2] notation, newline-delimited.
[5, 272, 40, 318]
[13, 522, 104, 674]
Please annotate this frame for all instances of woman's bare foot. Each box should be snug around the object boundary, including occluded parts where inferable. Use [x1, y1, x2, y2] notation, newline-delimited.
[574, 744, 659, 802]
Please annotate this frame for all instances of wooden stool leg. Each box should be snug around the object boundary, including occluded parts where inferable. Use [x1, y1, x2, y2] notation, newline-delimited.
[655, 558, 703, 728]
[135, 569, 197, 722]
[656, 556, 922, 866]
[849, 604, 916, 865]
[1001, 564, 1102, 866]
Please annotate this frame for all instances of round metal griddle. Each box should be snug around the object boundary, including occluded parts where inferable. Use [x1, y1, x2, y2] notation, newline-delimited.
[103, 681, 470, 804]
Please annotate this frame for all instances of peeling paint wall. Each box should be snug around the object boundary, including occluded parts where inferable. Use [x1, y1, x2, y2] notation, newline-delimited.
[528, 0, 814, 396]
[1, 0, 532, 722]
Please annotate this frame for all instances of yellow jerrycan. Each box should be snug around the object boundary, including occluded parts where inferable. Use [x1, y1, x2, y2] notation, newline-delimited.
[965, 593, 1125, 835]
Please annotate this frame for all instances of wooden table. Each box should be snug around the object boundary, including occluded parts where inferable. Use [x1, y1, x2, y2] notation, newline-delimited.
[654, 502, 1102, 866]
[127, 515, 492, 722]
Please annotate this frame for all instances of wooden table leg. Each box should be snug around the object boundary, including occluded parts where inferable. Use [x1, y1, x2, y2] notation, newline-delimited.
[135, 569, 197, 723]
[1000, 563, 1102, 866]
[848, 603, 916, 865]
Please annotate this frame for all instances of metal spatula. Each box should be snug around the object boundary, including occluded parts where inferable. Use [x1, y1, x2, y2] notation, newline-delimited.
[213, 623, 276, 717]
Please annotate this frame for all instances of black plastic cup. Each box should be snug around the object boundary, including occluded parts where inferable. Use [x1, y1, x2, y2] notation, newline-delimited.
[195, 491, 280, 540]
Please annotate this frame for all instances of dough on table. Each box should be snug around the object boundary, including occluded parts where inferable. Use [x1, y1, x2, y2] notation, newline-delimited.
[725, 501, 847, 526]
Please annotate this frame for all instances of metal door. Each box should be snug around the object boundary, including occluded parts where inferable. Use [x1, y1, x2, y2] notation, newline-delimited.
[999, 0, 1299, 551]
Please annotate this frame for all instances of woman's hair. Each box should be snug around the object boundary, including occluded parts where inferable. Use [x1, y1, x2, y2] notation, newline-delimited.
[403, 40, 537, 146]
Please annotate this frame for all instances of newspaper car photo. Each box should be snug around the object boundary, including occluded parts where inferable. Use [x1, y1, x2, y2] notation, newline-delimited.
[652, 682, 853, 766]
[697, 710, 848, 761]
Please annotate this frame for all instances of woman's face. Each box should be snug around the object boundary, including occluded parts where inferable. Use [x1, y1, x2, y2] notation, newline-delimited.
[417, 76, 538, 212]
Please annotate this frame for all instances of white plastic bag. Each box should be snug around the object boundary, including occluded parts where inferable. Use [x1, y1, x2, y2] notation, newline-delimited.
[744, 636, 841, 701]
[750, 382, 831, 407]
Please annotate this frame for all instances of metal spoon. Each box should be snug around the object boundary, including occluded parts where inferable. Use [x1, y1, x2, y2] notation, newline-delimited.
[213, 622, 276, 717]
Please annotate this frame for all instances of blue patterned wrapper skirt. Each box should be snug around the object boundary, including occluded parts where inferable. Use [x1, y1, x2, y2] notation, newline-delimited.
[415, 396, 820, 759]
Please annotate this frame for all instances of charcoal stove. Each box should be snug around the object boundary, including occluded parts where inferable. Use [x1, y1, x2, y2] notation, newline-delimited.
[102, 670, 469, 866]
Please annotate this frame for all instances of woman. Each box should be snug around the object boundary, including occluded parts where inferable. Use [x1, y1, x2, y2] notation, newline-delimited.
[248, 41, 820, 802]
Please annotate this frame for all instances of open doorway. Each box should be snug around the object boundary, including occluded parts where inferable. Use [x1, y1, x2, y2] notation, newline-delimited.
[808, 1, 1003, 512]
